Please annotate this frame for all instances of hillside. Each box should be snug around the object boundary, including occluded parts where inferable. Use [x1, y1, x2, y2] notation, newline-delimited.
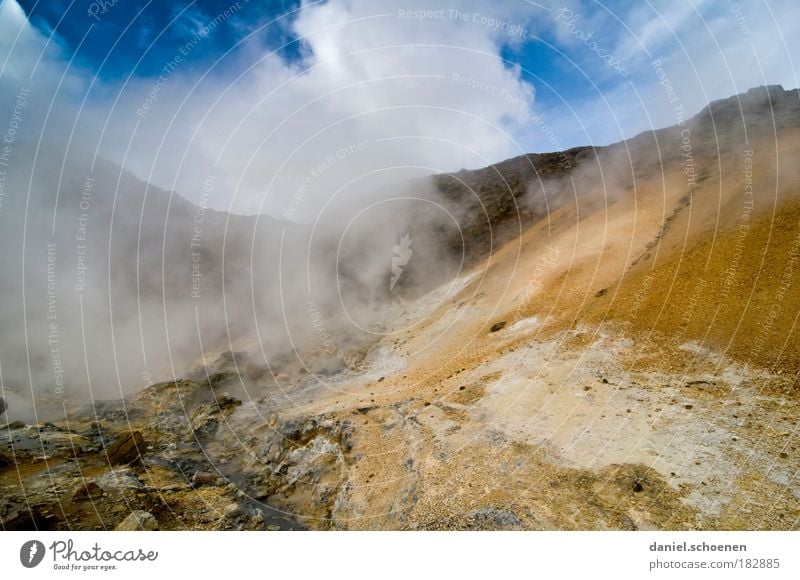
[2, 86, 799, 532]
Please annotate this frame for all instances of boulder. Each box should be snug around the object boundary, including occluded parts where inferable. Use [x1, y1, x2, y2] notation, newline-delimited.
[115, 510, 158, 531]
[191, 471, 221, 487]
[97, 468, 143, 491]
[189, 394, 242, 441]
[72, 481, 104, 502]
[105, 431, 145, 465]
[0, 501, 55, 530]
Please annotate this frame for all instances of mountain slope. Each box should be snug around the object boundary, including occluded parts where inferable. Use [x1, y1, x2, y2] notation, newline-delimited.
[2, 86, 799, 532]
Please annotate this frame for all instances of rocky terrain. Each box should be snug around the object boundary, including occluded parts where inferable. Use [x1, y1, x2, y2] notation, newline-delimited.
[1, 86, 799, 530]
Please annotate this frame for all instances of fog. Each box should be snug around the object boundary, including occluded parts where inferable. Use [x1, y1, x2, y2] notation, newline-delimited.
[0, 0, 536, 420]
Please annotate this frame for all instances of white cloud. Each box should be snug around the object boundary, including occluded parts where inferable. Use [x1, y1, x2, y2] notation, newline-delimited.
[2, 0, 799, 217]
[0, 0, 548, 218]
[120, 0, 547, 217]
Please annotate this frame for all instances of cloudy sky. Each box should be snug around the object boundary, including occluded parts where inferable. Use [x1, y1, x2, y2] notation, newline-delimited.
[1, 0, 799, 216]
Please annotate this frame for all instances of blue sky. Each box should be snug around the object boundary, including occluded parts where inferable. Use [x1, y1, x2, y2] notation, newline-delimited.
[17, 0, 303, 78]
[3, 0, 799, 214]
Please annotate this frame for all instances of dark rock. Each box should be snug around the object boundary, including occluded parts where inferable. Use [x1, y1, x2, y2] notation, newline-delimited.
[594, 288, 608, 297]
[105, 431, 145, 465]
[0, 396, 6, 417]
[35, 422, 62, 433]
[191, 416, 219, 441]
[79, 399, 131, 422]
[191, 471, 221, 487]
[72, 481, 104, 502]
[275, 417, 301, 440]
[82, 421, 112, 446]
[189, 393, 242, 441]
[432, 147, 591, 272]
[207, 372, 234, 387]
[216, 393, 242, 412]
[490, 321, 507, 332]
[0, 502, 56, 530]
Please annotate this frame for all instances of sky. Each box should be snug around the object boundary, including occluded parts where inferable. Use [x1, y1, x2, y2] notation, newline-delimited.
[2, 0, 799, 216]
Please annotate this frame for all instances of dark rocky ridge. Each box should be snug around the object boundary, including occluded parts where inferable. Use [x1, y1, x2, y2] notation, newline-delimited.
[415, 85, 800, 277]
[433, 146, 596, 262]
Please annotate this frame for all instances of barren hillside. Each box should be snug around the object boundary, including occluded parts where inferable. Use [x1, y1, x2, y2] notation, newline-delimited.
[2, 86, 798, 531]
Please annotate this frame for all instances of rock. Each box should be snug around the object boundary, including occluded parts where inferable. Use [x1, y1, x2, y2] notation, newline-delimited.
[72, 481, 104, 502]
[83, 421, 111, 444]
[191, 471, 221, 487]
[594, 288, 608, 297]
[190, 394, 242, 440]
[85, 420, 103, 433]
[33, 422, 62, 433]
[0, 396, 6, 417]
[284, 435, 344, 486]
[97, 468, 143, 490]
[248, 509, 264, 525]
[469, 508, 522, 529]
[263, 443, 282, 462]
[0, 501, 55, 530]
[223, 503, 242, 518]
[160, 484, 187, 492]
[105, 431, 145, 465]
[115, 510, 158, 531]
[216, 393, 242, 412]
[191, 415, 219, 440]
[490, 321, 507, 332]
[207, 372, 233, 387]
